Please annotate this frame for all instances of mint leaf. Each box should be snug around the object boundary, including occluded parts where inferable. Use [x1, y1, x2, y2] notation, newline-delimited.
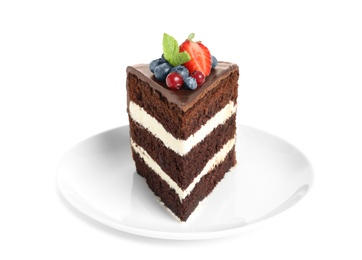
[163, 33, 178, 62]
[172, 51, 190, 66]
[163, 33, 190, 67]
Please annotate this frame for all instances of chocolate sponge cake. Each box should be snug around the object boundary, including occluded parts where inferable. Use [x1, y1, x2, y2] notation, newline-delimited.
[126, 61, 239, 221]
[126, 33, 239, 221]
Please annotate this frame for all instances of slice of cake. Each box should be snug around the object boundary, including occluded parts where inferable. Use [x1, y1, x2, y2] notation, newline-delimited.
[126, 33, 239, 222]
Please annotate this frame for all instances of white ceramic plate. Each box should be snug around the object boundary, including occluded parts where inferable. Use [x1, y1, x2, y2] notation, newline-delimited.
[57, 125, 313, 240]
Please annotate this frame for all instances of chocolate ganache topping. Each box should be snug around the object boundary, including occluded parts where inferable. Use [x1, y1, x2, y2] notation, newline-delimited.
[126, 61, 238, 113]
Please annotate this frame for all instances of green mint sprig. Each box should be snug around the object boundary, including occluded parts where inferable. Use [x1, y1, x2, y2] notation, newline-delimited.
[162, 33, 190, 67]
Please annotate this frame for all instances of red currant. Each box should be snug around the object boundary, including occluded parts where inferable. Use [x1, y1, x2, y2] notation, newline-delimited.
[166, 72, 184, 89]
[191, 71, 205, 86]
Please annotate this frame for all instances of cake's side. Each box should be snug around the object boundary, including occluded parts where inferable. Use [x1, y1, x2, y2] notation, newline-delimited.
[126, 61, 239, 222]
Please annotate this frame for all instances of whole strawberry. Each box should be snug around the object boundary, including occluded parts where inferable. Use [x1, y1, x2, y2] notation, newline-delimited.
[179, 33, 212, 77]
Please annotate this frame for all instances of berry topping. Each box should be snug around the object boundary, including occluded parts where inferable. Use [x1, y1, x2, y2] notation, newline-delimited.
[170, 65, 189, 80]
[154, 62, 172, 81]
[179, 33, 212, 77]
[166, 72, 184, 89]
[184, 76, 197, 90]
[211, 55, 218, 69]
[149, 58, 163, 73]
[191, 70, 205, 86]
[148, 33, 218, 91]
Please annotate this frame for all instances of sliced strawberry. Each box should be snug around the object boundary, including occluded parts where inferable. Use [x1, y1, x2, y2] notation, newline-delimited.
[179, 35, 212, 77]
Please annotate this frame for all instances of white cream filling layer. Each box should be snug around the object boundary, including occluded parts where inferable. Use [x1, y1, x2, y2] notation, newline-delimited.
[131, 136, 236, 201]
[129, 101, 237, 156]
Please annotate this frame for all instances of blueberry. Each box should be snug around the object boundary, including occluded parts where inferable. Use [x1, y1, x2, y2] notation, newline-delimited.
[160, 54, 167, 63]
[184, 76, 197, 90]
[211, 55, 218, 68]
[149, 58, 163, 73]
[170, 65, 189, 80]
[154, 63, 172, 81]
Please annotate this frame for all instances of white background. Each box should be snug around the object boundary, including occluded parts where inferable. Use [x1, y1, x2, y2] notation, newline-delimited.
[1, 0, 361, 259]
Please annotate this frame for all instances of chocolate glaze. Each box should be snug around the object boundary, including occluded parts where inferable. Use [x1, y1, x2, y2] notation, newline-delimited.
[126, 62, 239, 112]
